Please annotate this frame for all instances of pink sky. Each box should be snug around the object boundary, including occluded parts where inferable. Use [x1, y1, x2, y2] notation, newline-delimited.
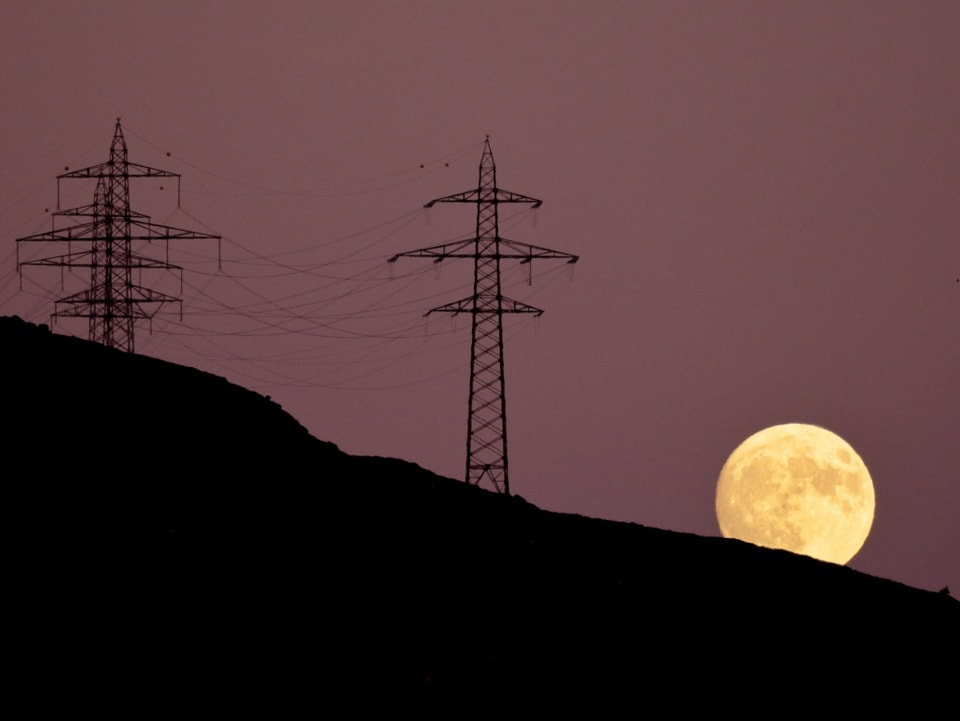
[2, 1, 957, 594]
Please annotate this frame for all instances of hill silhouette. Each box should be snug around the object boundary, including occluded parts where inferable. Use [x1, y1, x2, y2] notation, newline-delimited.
[4, 315, 956, 706]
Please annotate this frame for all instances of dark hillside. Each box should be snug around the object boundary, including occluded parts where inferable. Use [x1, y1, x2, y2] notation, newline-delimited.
[4, 316, 956, 706]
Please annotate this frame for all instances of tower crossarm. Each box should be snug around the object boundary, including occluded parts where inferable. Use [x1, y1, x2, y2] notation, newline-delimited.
[53, 204, 150, 220]
[55, 284, 182, 321]
[58, 160, 183, 208]
[497, 238, 579, 263]
[127, 218, 221, 243]
[20, 250, 182, 273]
[390, 237, 579, 264]
[59, 160, 180, 181]
[426, 294, 544, 317]
[388, 238, 475, 263]
[17, 248, 94, 272]
[425, 187, 542, 209]
[16, 219, 219, 245]
[17, 221, 103, 243]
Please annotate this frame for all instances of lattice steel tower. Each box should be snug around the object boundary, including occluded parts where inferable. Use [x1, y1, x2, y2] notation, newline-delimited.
[16, 119, 220, 353]
[390, 137, 578, 494]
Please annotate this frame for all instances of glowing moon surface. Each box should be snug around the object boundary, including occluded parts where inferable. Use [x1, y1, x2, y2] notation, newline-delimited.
[716, 423, 875, 564]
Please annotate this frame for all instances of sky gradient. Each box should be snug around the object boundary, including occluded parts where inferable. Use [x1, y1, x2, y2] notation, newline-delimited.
[2, 1, 957, 594]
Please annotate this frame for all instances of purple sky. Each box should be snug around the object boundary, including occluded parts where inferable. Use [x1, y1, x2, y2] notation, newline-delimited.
[2, 2, 957, 594]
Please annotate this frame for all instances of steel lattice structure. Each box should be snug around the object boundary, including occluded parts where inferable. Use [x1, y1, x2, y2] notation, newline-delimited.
[16, 119, 220, 353]
[390, 137, 578, 493]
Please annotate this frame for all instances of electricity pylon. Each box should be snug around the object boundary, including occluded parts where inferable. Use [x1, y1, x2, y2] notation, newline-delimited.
[390, 137, 578, 494]
[16, 119, 220, 353]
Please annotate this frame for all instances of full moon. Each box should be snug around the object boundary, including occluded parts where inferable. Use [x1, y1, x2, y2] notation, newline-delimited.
[716, 423, 875, 564]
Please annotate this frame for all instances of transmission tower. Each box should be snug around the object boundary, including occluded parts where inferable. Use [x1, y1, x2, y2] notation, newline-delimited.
[16, 119, 220, 353]
[390, 137, 578, 494]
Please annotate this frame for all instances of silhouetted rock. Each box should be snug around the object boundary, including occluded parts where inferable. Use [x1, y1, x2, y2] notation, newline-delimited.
[4, 315, 956, 707]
